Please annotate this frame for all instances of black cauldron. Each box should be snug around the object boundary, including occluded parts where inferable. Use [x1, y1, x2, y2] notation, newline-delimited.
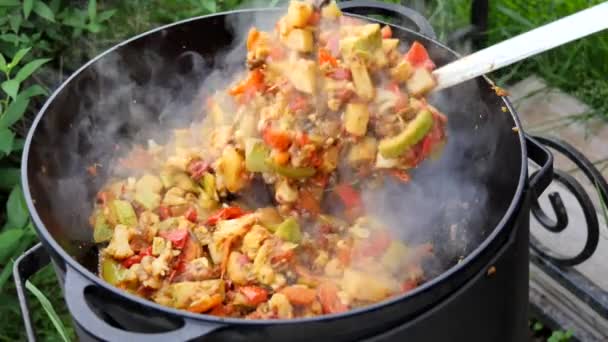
[14, 1, 603, 341]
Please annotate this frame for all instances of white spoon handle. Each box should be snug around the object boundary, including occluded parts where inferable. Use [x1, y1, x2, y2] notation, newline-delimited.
[432, 2, 608, 92]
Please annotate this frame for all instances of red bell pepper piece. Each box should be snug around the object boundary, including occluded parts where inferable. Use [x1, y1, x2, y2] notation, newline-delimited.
[239, 286, 269, 306]
[121, 246, 152, 268]
[229, 69, 265, 96]
[159, 205, 171, 220]
[405, 41, 436, 70]
[318, 47, 337, 67]
[307, 11, 321, 25]
[159, 229, 189, 249]
[334, 184, 363, 210]
[205, 206, 248, 226]
[381, 25, 392, 39]
[401, 279, 418, 293]
[184, 206, 198, 223]
[263, 128, 292, 151]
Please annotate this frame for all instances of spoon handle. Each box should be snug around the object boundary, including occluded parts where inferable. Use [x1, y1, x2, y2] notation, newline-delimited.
[432, 2, 608, 92]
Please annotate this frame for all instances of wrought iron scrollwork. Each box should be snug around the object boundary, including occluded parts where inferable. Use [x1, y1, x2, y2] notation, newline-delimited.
[529, 135, 607, 267]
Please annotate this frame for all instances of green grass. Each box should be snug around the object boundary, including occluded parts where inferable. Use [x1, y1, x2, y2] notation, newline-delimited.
[487, 0, 608, 121]
[0, 265, 75, 342]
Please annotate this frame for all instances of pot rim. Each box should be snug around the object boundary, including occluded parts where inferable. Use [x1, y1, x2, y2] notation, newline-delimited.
[21, 7, 527, 326]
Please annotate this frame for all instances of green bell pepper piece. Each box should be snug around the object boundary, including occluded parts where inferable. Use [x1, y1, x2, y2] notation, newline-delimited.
[268, 162, 316, 179]
[100, 257, 128, 286]
[245, 139, 271, 173]
[111, 200, 137, 227]
[93, 212, 113, 243]
[275, 217, 302, 243]
[378, 109, 434, 158]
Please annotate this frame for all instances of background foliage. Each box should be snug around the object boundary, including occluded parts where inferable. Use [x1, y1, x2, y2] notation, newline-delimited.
[1, 0, 600, 340]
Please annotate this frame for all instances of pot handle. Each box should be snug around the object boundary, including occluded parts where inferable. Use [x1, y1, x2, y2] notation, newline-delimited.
[13, 243, 51, 342]
[339, 0, 437, 39]
[64, 266, 223, 341]
[527, 135, 604, 267]
[525, 134, 554, 196]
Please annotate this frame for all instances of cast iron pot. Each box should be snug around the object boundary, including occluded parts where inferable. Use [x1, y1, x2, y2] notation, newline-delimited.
[18, 1, 583, 341]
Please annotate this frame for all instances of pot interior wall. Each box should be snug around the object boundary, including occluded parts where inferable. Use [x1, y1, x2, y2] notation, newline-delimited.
[25, 11, 522, 279]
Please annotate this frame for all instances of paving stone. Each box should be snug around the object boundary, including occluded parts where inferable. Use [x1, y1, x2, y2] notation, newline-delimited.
[512, 76, 608, 292]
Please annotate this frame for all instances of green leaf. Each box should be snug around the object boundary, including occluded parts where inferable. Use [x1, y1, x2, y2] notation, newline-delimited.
[15, 58, 51, 83]
[8, 13, 22, 33]
[23, 0, 34, 19]
[26, 280, 71, 342]
[0, 168, 20, 190]
[7, 185, 28, 229]
[0, 228, 24, 264]
[0, 0, 19, 6]
[86, 22, 101, 33]
[97, 9, 115, 22]
[1, 79, 19, 100]
[0, 260, 14, 292]
[0, 128, 15, 155]
[0, 53, 6, 72]
[8, 47, 30, 69]
[0, 33, 19, 44]
[33, 0, 55, 22]
[87, 0, 96, 22]
[12, 137, 24, 151]
[200, 0, 217, 13]
[19, 84, 48, 98]
[0, 96, 29, 128]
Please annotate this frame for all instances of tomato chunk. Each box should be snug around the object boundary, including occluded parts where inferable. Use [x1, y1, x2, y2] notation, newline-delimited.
[381, 25, 392, 39]
[318, 281, 348, 314]
[405, 41, 436, 70]
[263, 128, 292, 151]
[205, 206, 249, 226]
[159, 229, 189, 249]
[239, 286, 269, 306]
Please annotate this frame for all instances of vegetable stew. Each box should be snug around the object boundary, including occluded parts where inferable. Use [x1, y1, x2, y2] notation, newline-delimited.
[92, 0, 447, 319]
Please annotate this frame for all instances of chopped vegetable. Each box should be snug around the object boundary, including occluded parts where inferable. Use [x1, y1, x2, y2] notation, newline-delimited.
[285, 29, 313, 52]
[286, 0, 313, 28]
[350, 59, 375, 101]
[406, 68, 437, 97]
[275, 217, 302, 243]
[321, 1, 341, 19]
[112, 200, 137, 227]
[405, 41, 435, 70]
[239, 286, 269, 306]
[93, 0, 445, 320]
[159, 228, 189, 249]
[93, 211, 113, 243]
[220, 146, 246, 193]
[280, 285, 316, 305]
[100, 257, 128, 286]
[342, 268, 399, 302]
[334, 184, 362, 210]
[317, 281, 348, 314]
[344, 103, 370, 136]
[205, 206, 249, 226]
[263, 128, 292, 151]
[378, 109, 434, 158]
[348, 137, 377, 164]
